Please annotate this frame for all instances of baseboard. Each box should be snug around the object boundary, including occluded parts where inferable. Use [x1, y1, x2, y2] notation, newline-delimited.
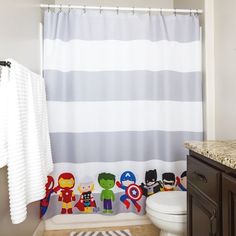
[45, 213, 151, 230]
[33, 220, 45, 236]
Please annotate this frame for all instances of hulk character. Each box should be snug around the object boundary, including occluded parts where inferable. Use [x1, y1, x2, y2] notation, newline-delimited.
[98, 172, 116, 213]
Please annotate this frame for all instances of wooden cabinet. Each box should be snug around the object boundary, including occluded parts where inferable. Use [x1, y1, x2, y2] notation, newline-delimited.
[188, 183, 219, 236]
[222, 174, 236, 236]
[187, 151, 236, 236]
[188, 156, 221, 204]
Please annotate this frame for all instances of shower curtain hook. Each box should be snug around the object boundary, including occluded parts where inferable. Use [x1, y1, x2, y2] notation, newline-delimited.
[160, 8, 163, 16]
[149, 7, 151, 16]
[83, 5, 86, 14]
[132, 6, 135, 15]
[68, 4, 71, 14]
[59, 4, 62, 13]
[174, 8, 177, 16]
[116, 6, 119, 15]
[47, 4, 50, 12]
[100, 5, 102, 14]
[196, 9, 199, 16]
[189, 9, 192, 16]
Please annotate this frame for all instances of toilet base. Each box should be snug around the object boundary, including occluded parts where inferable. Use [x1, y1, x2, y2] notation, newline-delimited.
[160, 230, 184, 236]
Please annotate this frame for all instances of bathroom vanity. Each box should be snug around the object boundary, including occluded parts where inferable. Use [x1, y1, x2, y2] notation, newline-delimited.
[185, 141, 236, 236]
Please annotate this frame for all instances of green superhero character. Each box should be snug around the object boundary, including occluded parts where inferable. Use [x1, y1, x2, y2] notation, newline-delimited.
[98, 172, 116, 213]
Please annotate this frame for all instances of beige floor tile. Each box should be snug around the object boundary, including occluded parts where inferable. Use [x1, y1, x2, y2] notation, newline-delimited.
[43, 224, 160, 236]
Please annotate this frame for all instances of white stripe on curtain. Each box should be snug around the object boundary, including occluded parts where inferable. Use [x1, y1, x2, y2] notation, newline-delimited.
[44, 40, 201, 72]
[47, 101, 203, 133]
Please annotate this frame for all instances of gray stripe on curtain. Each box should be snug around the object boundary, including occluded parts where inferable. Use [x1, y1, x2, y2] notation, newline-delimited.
[49, 131, 203, 163]
[44, 12, 200, 42]
[44, 71, 202, 102]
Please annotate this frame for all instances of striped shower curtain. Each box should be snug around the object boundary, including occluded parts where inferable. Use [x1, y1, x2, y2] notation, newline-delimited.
[41, 9, 203, 218]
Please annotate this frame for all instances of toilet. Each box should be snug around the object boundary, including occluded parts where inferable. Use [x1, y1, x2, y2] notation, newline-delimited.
[146, 191, 187, 236]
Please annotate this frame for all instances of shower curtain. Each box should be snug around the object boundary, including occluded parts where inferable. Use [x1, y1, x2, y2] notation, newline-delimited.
[41, 9, 203, 218]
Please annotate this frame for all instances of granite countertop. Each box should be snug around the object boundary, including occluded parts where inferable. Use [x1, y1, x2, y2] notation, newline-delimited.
[184, 140, 236, 169]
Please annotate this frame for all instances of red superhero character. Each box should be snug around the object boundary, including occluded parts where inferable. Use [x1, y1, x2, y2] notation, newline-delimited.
[40, 176, 55, 217]
[54, 172, 76, 214]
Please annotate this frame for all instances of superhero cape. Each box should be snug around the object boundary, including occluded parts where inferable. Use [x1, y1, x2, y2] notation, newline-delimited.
[75, 195, 96, 211]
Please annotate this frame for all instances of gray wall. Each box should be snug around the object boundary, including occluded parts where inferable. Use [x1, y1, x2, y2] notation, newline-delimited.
[214, 0, 236, 139]
[55, 0, 173, 8]
[0, 0, 41, 73]
[0, 0, 45, 235]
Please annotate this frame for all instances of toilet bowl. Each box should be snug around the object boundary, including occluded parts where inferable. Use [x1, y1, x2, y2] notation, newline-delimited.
[146, 191, 187, 236]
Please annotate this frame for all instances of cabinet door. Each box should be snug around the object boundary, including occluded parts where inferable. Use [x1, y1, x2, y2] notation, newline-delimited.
[222, 173, 236, 236]
[188, 182, 219, 236]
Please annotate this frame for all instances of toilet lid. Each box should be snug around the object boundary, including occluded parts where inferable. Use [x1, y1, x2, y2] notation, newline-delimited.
[146, 191, 187, 215]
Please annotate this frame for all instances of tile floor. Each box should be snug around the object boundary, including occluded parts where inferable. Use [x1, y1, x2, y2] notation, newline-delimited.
[43, 224, 159, 236]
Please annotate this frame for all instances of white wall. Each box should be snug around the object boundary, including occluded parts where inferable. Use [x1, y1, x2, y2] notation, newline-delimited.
[55, 0, 173, 8]
[214, 0, 236, 139]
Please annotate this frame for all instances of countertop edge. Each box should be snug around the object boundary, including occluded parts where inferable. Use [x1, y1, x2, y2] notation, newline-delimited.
[184, 141, 236, 170]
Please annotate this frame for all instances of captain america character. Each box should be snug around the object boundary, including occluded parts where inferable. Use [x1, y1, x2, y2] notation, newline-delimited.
[116, 171, 143, 212]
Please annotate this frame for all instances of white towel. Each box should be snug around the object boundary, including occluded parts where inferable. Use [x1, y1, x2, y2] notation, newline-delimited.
[0, 60, 53, 224]
[0, 66, 9, 168]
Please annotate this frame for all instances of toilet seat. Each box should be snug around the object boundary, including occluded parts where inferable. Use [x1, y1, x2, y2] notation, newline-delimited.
[146, 206, 187, 223]
[146, 191, 187, 215]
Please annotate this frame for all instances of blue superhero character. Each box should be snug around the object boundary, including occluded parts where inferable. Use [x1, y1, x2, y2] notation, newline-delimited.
[116, 171, 143, 212]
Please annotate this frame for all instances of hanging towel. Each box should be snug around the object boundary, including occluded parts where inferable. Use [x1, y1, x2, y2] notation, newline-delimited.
[0, 59, 53, 224]
[0, 66, 9, 168]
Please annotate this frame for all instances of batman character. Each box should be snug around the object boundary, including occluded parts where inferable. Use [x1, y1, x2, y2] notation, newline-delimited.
[141, 169, 163, 197]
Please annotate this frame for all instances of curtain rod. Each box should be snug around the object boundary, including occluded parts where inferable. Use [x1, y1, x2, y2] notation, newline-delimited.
[40, 4, 203, 14]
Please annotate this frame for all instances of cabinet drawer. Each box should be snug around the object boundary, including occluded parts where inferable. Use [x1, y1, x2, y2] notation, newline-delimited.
[187, 155, 221, 203]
